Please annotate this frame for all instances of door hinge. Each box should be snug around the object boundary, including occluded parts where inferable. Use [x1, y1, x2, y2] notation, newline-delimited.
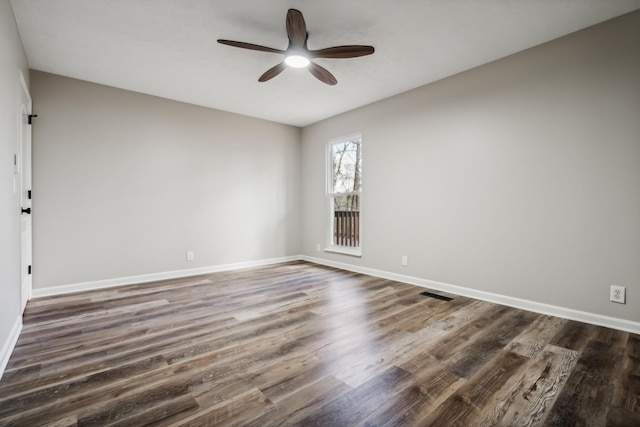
[28, 114, 38, 125]
[28, 265, 32, 275]
[28, 190, 32, 199]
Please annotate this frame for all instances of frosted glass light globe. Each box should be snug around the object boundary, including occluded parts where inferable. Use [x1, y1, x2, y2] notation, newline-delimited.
[285, 55, 310, 68]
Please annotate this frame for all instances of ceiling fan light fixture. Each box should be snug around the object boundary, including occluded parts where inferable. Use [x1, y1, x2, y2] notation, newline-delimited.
[218, 9, 374, 84]
[285, 53, 310, 68]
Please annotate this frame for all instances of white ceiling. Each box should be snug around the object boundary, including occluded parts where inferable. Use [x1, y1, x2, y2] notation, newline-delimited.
[10, 0, 640, 127]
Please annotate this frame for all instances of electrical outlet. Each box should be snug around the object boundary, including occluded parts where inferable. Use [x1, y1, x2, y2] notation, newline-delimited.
[186, 251, 194, 261]
[316, 243, 321, 252]
[610, 285, 625, 304]
[401, 255, 408, 266]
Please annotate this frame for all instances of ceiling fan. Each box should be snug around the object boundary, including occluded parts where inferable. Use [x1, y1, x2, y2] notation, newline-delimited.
[218, 9, 374, 85]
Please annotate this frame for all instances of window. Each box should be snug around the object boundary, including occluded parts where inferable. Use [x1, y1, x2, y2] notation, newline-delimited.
[327, 134, 362, 256]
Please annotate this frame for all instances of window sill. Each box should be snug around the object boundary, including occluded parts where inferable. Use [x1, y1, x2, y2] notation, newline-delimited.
[324, 246, 362, 258]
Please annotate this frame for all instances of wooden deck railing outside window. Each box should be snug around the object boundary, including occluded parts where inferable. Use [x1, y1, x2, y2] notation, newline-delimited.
[333, 210, 360, 247]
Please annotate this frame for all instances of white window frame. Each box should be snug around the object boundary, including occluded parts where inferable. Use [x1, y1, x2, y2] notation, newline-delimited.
[325, 133, 362, 257]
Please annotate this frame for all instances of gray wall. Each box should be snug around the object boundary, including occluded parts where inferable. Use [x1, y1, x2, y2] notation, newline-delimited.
[31, 71, 301, 288]
[0, 0, 29, 358]
[301, 11, 640, 322]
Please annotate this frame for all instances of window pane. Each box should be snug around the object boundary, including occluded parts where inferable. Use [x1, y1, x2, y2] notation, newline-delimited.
[333, 193, 360, 211]
[332, 194, 360, 247]
[332, 139, 362, 193]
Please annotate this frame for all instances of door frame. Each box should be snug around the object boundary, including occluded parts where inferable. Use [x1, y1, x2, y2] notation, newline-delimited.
[18, 71, 32, 312]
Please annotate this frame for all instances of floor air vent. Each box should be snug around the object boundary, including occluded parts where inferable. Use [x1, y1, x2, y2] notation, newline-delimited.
[420, 291, 453, 301]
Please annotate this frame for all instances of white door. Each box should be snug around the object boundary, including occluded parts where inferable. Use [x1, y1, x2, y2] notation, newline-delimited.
[18, 73, 32, 312]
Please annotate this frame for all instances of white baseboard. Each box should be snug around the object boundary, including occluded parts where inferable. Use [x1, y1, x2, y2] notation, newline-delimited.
[0, 315, 23, 380]
[301, 255, 640, 335]
[28, 253, 640, 335]
[32, 256, 301, 298]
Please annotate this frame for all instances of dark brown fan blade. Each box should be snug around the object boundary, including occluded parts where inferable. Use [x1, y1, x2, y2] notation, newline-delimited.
[286, 9, 307, 47]
[259, 62, 287, 82]
[309, 45, 375, 59]
[218, 39, 285, 55]
[308, 62, 337, 85]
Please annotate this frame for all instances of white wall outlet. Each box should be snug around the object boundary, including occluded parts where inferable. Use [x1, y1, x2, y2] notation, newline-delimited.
[610, 285, 625, 304]
[401, 255, 408, 266]
[186, 251, 194, 261]
[316, 243, 321, 252]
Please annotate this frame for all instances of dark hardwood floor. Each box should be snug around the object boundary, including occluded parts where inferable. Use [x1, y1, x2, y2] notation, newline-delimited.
[0, 261, 638, 426]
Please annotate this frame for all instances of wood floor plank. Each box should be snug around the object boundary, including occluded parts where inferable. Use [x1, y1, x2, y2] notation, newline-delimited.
[0, 355, 168, 418]
[398, 302, 513, 375]
[548, 319, 597, 352]
[337, 299, 491, 388]
[357, 369, 466, 426]
[169, 387, 271, 427]
[245, 375, 353, 426]
[606, 406, 640, 427]
[612, 334, 640, 413]
[296, 365, 415, 426]
[544, 338, 626, 426]
[446, 308, 538, 379]
[42, 415, 78, 427]
[505, 314, 567, 358]
[104, 394, 199, 427]
[0, 361, 181, 426]
[478, 344, 579, 427]
[0, 261, 638, 426]
[420, 350, 529, 426]
[399, 295, 472, 333]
